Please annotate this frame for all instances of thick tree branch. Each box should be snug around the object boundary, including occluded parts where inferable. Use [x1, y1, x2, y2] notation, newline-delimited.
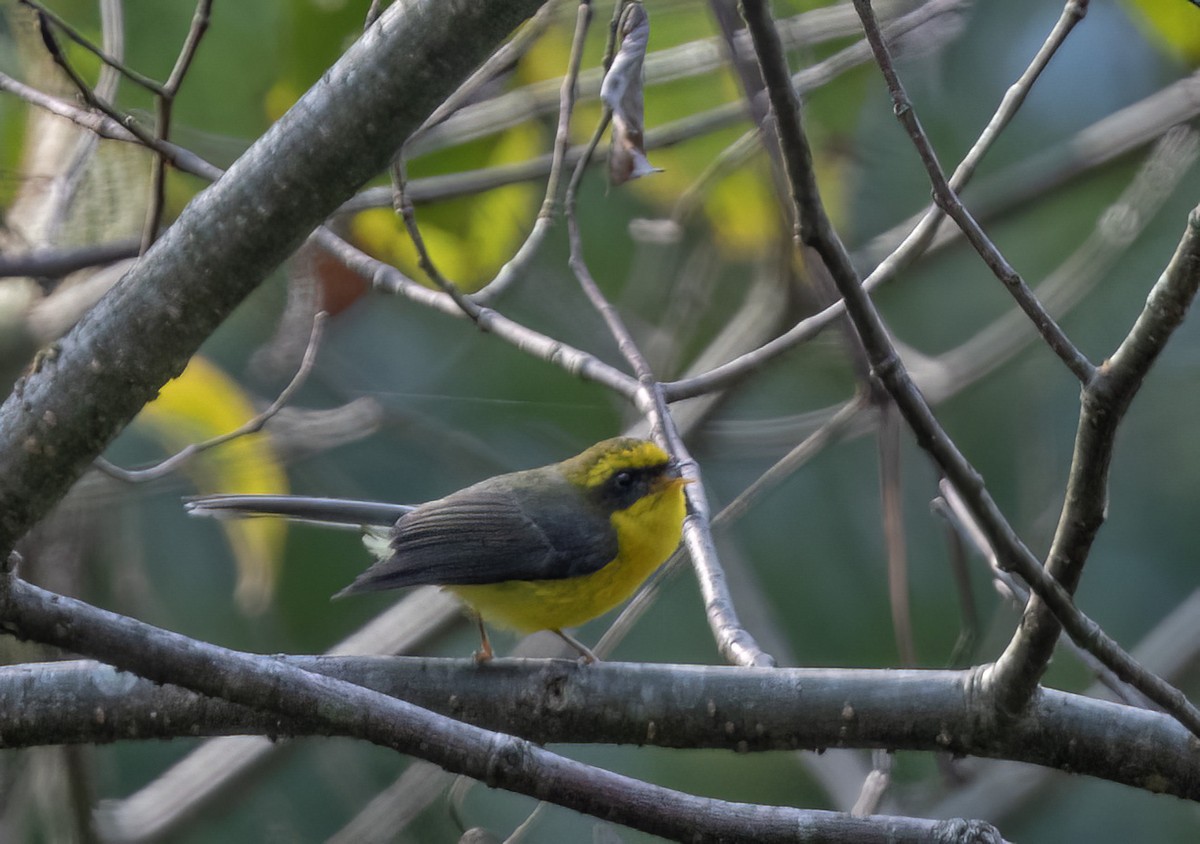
[0, 0, 545, 554]
[0, 573, 1002, 844]
[2, 656, 1198, 803]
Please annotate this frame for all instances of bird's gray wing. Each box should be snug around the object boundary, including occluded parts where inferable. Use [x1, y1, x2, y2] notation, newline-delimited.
[337, 477, 616, 594]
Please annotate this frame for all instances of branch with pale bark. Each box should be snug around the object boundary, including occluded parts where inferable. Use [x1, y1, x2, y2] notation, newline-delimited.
[1, 0, 1199, 841]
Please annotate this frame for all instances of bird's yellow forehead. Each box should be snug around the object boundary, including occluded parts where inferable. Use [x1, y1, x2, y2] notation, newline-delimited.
[562, 437, 670, 488]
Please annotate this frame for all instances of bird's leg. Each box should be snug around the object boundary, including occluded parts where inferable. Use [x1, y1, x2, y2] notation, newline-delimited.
[553, 629, 599, 664]
[473, 616, 494, 664]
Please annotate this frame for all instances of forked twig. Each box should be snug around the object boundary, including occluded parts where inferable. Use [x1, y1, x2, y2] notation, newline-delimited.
[740, 0, 1200, 738]
[94, 312, 327, 483]
[851, 0, 1094, 384]
[142, 1, 213, 251]
[561, 4, 773, 668]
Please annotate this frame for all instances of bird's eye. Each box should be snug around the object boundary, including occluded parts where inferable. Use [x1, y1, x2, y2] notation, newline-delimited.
[613, 470, 634, 489]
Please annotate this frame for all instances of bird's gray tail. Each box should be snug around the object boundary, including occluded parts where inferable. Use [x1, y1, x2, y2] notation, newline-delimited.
[185, 495, 411, 529]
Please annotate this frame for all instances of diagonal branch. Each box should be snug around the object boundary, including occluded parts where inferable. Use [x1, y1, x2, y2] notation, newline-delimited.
[563, 12, 774, 667]
[737, 0, 1200, 737]
[0, 0, 548, 555]
[991, 207, 1200, 709]
[142, 0, 214, 251]
[851, 0, 1094, 384]
[860, 0, 1090, 304]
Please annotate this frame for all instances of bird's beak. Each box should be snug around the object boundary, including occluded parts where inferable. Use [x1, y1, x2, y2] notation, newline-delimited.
[657, 465, 696, 492]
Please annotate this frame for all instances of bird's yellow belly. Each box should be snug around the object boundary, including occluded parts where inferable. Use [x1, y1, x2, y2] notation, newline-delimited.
[447, 485, 686, 632]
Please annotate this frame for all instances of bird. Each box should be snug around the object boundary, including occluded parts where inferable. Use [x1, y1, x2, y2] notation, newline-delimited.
[185, 437, 691, 662]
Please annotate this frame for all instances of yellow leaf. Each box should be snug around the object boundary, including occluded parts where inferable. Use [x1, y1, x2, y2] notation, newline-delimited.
[464, 124, 541, 286]
[137, 356, 288, 613]
[352, 122, 541, 292]
[703, 164, 782, 258]
[1125, 0, 1200, 64]
[263, 79, 303, 123]
[350, 208, 474, 287]
[514, 16, 572, 84]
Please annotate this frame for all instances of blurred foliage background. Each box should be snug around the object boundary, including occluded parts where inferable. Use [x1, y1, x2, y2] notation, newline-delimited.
[2, 0, 1200, 841]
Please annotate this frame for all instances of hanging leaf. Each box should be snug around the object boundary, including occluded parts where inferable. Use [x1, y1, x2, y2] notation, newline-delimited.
[601, 3, 661, 185]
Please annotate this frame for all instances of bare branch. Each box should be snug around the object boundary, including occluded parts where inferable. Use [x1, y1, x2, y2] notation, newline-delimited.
[18, 0, 164, 94]
[473, 0, 583, 304]
[93, 312, 326, 483]
[737, 0, 1200, 737]
[0, 240, 140, 278]
[860, 0, 1090, 292]
[563, 8, 773, 667]
[0, 573, 1004, 844]
[142, 0, 214, 251]
[0, 71, 221, 181]
[991, 207, 1200, 710]
[1, 654, 1197, 805]
[851, 0, 1095, 384]
[312, 227, 640, 398]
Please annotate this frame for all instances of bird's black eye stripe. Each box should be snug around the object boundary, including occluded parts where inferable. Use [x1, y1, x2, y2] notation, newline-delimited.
[596, 462, 673, 509]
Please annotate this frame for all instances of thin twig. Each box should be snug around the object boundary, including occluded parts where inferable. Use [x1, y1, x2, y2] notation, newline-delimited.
[19, 0, 165, 93]
[390, 159, 483, 322]
[385, 4, 572, 312]
[596, 394, 867, 662]
[990, 207, 1200, 712]
[925, 126, 1200, 399]
[142, 0, 213, 252]
[94, 312, 327, 483]
[561, 13, 772, 667]
[473, 0, 589, 305]
[30, 10, 161, 151]
[877, 398, 915, 666]
[859, 0, 1090, 291]
[312, 227, 641, 399]
[851, 0, 1094, 384]
[540, 0, 592, 222]
[0, 71, 221, 181]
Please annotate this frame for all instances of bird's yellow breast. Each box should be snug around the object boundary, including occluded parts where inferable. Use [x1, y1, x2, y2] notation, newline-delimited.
[447, 477, 687, 633]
